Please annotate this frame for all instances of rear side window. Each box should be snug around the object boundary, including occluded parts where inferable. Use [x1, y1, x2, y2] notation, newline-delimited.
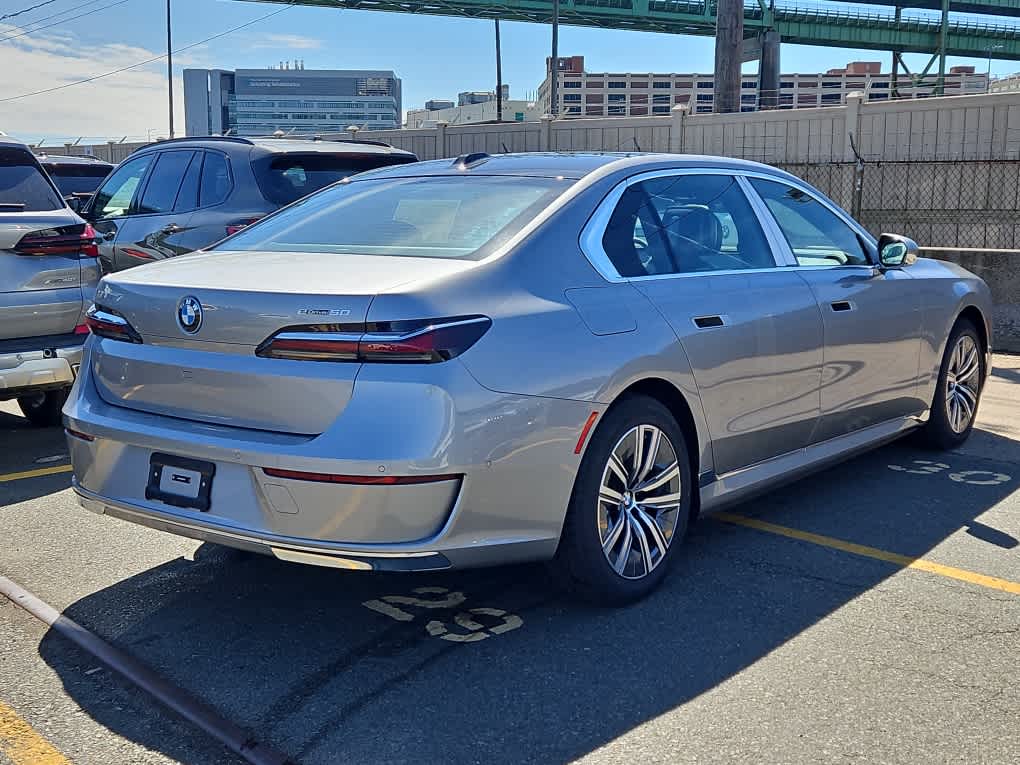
[254, 153, 414, 206]
[45, 164, 111, 196]
[219, 175, 568, 260]
[199, 152, 231, 207]
[138, 151, 194, 214]
[0, 148, 63, 211]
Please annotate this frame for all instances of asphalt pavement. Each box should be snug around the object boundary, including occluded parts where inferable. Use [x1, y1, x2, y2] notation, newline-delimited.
[1, 356, 1019, 764]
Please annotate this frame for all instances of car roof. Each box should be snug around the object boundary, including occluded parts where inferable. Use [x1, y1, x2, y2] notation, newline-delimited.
[35, 154, 114, 168]
[129, 136, 415, 158]
[352, 152, 798, 181]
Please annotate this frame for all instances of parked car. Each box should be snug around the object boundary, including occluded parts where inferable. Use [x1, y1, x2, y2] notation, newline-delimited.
[36, 154, 113, 209]
[79, 136, 418, 273]
[1, 140, 99, 425]
[65, 152, 993, 604]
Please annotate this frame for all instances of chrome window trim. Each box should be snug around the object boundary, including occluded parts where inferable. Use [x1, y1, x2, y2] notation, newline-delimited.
[579, 166, 878, 282]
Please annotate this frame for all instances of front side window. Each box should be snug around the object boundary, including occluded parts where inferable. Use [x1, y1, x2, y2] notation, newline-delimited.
[91, 154, 153, 219]
[138, 151, 194, 214]
[0, 148, 63, 211]
[749, 178, 870, 266]
[601, 174, 775, 277]
[219, 175, 570, 261]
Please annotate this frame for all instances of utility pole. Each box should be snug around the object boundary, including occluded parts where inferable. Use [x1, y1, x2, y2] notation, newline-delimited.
[166, 0, 174, 138]
[549, 0, 559, 117]
[714, 0, 742, 113]
[495, 19, 503, 122]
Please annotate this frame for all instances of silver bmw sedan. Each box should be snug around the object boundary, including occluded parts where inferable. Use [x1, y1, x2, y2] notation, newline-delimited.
[64, 153, 993, 604]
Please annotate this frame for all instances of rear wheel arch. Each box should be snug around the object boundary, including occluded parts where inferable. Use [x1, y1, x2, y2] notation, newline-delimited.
[605, 378, 702, 521]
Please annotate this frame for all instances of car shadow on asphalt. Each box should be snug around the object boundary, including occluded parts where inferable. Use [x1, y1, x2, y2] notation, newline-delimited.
[0, 411, 71, 505]
[36, 428, 1020, 764]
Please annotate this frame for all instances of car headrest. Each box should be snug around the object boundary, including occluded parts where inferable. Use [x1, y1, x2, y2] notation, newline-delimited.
[662, 206, 722, 252]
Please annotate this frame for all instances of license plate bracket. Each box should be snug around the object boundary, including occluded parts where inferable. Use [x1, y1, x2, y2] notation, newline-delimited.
[145, 453, 215, 512]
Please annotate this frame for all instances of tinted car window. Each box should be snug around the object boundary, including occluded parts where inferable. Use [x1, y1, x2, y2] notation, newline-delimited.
[174, 152, 202, 212]
[92, 155, 153, 218]
[199, 152, 231, 207]
[44, 164, 111, 196]
[602, 174, 774, 277]
[254, 153, 415, 205]
[0, 148, 63, 211]
[220, 176, 567, 260]
[138, 151, 194, 214]
[750, 178, 870, 266]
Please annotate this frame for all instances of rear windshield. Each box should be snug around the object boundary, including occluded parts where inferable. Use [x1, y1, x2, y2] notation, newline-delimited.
[254, 153, 416, 205]
[45, 164, 111, 196]
[220, 175, 569, 261]
[0, 148, 63, 212]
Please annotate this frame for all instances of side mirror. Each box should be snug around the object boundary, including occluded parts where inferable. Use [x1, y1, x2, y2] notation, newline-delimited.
[65, 195, 81, 213]
[877, 233, 919, 268]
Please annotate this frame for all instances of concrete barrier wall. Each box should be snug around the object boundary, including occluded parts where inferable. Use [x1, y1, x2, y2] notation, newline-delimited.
[926, 250, 1020, 352]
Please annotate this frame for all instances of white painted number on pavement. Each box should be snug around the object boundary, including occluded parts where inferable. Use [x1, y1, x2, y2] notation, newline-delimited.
[888, 460, 1012, 485]
[363, 586, 523, 644]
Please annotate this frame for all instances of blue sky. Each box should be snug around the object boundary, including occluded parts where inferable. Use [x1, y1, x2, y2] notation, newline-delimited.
[0, 0, 1017, 142]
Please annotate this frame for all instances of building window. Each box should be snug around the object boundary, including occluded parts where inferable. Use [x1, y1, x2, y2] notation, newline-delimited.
[822, 80, 843, 88]
[564, 105, 581, 114]
[821, 93, 842, 103]
[696, 94, 713, 102]
[608, 81, 627, 88]
[652, 105, 670, 114]
[631, 106, 648, 115]
[630, 94, 648, 104]
[696, 81, 713, 89]
[653, 81, 671, 89]
[563, 93, 582, 103]
[675, 81, 693, 88]
[674, 94, 690, 104]
[741, 106, 755, 112]
[608, 93, 626, 102]
[742, 80, 757, 89]
[798, 80, 818, 88]
[586, 94, 604, 103]
[563, 81, 582, 88]
[653, 94, 670, 104]
[869, 93, 888, 100]
[870, 81, 889, 89]
[586, 106, 604, 116]
[780, 94, 794, 105]
[780, 81, 794, 89]
[586, 80, 604, 88]
[798, 94, 817, 104]
[630, 81, 648, 89]
[741, 94, 757, 103]
[608, 105, 626, 115]
[696, 105, 712, 113]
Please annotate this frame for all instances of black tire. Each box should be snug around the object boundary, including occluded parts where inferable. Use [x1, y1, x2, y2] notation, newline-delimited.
[919, 320, 984, 450]
[552, 395, 693, 606]
[17, 388, 69, 428]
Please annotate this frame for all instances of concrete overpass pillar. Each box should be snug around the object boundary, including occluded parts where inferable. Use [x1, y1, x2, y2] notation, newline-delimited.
[759, 30, 780, 109]
[714, 0, 743, 113]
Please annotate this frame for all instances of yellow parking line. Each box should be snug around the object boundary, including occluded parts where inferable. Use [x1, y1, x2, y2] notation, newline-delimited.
[0, 466, 72, 484]
[714, 511, 1020, 597]
[0, 699, 71, 765]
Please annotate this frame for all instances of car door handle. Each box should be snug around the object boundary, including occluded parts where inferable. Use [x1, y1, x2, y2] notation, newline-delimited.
[693, 315, 726, 329]
[161, 223, 182, 234]
[830, 301, 854, 312]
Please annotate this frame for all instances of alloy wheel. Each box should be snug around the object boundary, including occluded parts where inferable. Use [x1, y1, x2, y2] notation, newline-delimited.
[945, 334, 980, 434]
[597, 424, 682, 580]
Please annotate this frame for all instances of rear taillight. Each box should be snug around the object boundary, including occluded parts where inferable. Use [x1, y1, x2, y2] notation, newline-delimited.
[73, 323, 90, 335]
[84, 304, 143, 344]
[256, 316, 491, 363]
[225, 217, 264, 236]
[14, 223, 99, 258]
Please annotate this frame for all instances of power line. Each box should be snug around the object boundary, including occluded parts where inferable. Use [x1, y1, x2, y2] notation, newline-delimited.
[0, 3, 294, 103]
[0, 0, 135, 43]
[1, 0, 111, 34]
[0, 0, 57, 22]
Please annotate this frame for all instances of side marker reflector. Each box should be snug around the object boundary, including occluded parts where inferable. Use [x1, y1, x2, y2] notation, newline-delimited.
[574, 411, 600, 454]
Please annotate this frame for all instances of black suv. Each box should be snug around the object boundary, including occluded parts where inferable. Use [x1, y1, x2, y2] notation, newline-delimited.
[81, 136, 417, 272]
[36, 154, 113, 209]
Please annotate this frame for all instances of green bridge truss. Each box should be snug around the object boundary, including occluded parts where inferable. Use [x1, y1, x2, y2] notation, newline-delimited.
[243, 0, 1020, 60]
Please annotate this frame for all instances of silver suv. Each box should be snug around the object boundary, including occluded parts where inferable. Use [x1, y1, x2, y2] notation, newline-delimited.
[0, 139, 99, 425]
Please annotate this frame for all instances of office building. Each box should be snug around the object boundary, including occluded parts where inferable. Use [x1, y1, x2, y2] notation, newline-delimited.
[183, 65, 402, 137]
[457, 87, 510, 106]
[537, 56, 988, 117]
[424, 99, 455, 111]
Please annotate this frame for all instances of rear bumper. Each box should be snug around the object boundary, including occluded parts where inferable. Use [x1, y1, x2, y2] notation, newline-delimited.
[0, 343, 82, 400]
[64, 343, 595, 570]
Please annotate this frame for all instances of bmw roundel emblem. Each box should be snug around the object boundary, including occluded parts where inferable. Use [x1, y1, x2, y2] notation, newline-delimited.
[177, 296, 203, 334]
